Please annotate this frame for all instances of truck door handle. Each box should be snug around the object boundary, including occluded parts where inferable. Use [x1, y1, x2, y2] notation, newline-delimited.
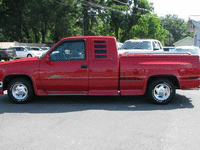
[81, 65, 88, 68]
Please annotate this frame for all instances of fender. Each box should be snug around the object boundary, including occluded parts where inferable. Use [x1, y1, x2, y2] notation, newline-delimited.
[3, 73, 41, 95]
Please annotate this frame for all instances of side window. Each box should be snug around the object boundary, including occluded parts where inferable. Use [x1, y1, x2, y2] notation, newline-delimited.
[158, 42, 162, 49]
[153, 42, 156, 49]
[50, 41, 85, 61]
[153, 42, 159, 50]
[16, 48, 21, 51]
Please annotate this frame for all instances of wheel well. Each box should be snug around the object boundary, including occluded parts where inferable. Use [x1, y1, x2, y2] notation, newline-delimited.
[3, 75, 34, 91]
[147, 75, 180, 89]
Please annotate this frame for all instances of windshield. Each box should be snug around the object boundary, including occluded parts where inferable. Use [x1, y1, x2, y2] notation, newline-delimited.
[121, 41, 151, 50]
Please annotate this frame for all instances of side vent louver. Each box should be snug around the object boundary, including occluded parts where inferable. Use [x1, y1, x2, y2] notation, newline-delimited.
[94, 41, 107, 59]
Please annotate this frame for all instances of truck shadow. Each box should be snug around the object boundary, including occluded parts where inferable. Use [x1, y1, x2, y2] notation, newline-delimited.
[0, 93, 194, 114]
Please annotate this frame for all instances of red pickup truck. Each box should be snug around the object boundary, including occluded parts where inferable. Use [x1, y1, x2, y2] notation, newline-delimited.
[0, 36, 200, 104]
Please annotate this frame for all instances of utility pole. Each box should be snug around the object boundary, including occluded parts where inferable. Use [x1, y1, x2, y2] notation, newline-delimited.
[82, 10, 97, 36]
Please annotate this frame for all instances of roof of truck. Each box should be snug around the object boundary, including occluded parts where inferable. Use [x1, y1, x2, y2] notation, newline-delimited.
[61, 36, 116, 40]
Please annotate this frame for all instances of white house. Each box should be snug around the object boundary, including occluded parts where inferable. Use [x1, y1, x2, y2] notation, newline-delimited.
[188, 15, 200, 47]
[173, 36, 193, 47]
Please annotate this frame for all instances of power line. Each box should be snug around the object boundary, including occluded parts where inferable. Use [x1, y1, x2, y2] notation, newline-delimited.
[83, 1, 126, 13]
[49, 0, 159, 19]
[113, 0, 128, 5]
[113, 0, 152, 12]
[83, 0, 158, 18]
[132, 5, 152, 12]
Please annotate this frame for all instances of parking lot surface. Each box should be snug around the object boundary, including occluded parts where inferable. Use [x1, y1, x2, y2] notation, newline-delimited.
[0, 89, 200, 150]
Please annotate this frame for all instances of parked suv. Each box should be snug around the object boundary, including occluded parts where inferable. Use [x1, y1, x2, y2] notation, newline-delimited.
[0, 48, 16, 61]
[8, 46, 43, 58]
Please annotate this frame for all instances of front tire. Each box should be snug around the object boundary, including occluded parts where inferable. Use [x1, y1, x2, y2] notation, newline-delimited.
[147, 79, 175, 104]
[8, 78, 34, 104]
[27, 54, 32, 58]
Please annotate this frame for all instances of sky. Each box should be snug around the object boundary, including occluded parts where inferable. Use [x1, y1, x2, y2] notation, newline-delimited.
[149, 0, 200, 21]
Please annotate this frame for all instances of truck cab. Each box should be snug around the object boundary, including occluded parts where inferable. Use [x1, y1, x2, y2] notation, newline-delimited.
[39, 36, 119, 95]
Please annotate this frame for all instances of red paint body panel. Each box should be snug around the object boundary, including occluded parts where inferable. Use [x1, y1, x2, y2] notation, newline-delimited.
[0, 36, 199, 97]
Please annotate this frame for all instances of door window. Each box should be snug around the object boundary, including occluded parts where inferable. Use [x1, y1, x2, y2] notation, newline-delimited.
[50, 41, 86, 61]
[16, 48, 21, 51]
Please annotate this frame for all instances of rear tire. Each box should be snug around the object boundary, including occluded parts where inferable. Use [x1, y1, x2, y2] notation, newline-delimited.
[147, 78, 175, 104]
[8, 78, 34, 104]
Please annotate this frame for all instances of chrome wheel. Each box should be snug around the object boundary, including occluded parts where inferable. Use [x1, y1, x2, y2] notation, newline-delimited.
[148, 79, 175, 104]
[153, 83, 170, 101]
[11, 83, 28, 101]
[8, 78, 34, 103]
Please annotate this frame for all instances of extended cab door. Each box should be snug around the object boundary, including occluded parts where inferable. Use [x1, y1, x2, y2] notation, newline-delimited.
[40, 39, 88, 95]
[88, 37, 119, 95]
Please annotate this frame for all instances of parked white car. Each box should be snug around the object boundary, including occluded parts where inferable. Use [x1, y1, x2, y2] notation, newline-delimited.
[118, 39, 163, 54]
[8, 46, 43, 58]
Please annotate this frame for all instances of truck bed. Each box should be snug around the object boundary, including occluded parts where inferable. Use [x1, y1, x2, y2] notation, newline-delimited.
[119, 53, 200, 95]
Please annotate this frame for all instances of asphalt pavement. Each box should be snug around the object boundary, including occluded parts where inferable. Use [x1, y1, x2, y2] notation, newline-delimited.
[0, 89, 200, 150]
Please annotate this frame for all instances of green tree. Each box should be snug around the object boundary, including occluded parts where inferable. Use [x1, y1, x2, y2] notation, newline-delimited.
[130, 14, 168, 44]
[106, 0, 129, 40]
[120, 0, 154, 42]
[80, 0, 111, 36]
[0, 0, 166, 44]
[0, 0, 28, 42]
[161, 14, 192, 46]
[48, 0, 82, 42]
